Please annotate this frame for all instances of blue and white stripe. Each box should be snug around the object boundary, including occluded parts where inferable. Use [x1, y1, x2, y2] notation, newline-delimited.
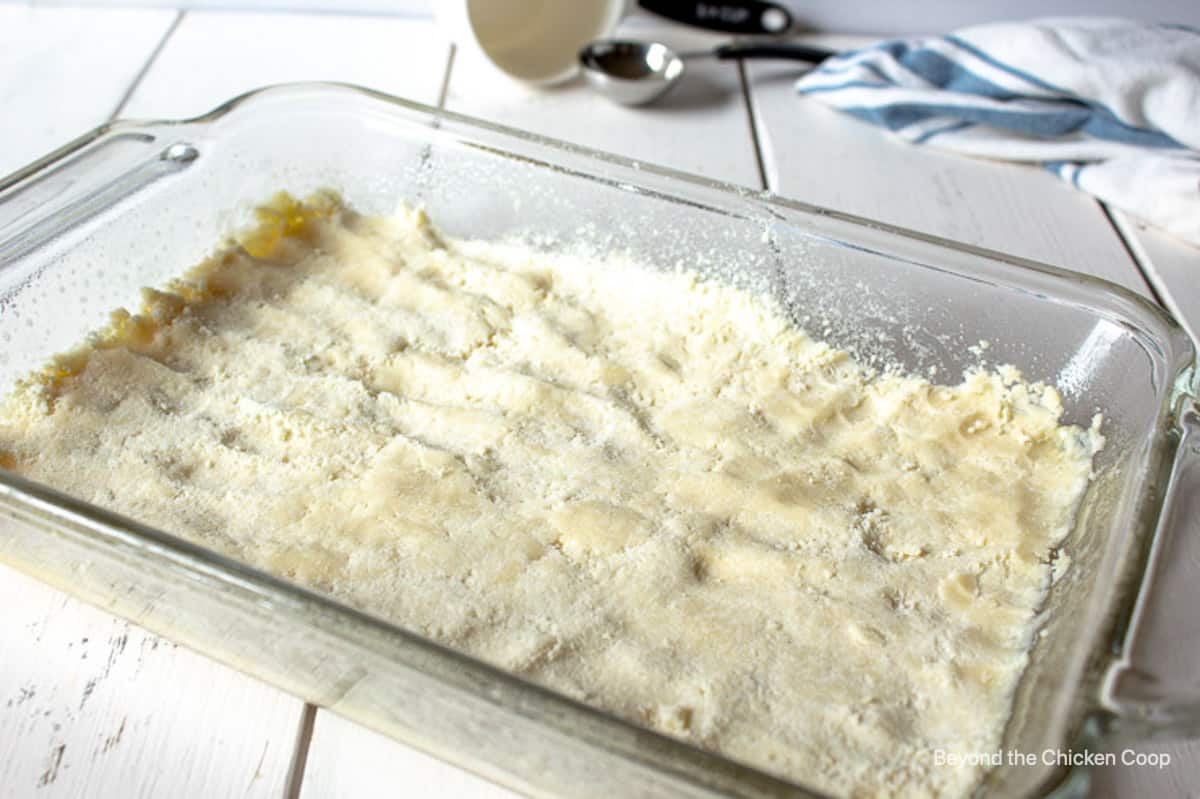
[796, 18, 1200, 247]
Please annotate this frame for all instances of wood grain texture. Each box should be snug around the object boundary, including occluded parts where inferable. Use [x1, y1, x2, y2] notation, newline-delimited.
[300, 711, 522, 799]
[744, 36, 1151, 295]
[119, 10, 451, 119]
[0, 5, 177, 177]
[0, 564, 305, 798]
[444, 21, 763, 187]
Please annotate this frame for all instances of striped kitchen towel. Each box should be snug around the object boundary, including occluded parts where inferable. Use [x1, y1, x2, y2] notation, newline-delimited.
[797, 18, 1200, 248]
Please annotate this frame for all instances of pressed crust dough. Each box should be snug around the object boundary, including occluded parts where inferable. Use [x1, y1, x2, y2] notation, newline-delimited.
[0, 194, 1102, 798]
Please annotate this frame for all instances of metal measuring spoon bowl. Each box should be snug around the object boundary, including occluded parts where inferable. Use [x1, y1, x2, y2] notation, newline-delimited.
[580, 38, 837, 107]
[579, 40, 687, 106]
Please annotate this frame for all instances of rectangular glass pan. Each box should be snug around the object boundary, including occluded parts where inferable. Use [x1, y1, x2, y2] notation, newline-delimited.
[1, 83, 1198, 798]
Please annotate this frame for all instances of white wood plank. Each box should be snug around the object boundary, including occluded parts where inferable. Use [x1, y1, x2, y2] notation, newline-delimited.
[20, 0, 1200, 34]
[445, 21, 762, 188]
[1109, 211, 1200, 340]
[0, 563, 305, 798]
[120, 10, 450, 120]
[36, 0, 432, 13]
[0, 5, 178, 177]
[744, 36, 1151, 295]
[301, 711, 522, 799]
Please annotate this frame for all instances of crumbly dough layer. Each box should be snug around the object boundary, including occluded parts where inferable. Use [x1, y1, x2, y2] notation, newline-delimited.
[0, 193, 1102, 798]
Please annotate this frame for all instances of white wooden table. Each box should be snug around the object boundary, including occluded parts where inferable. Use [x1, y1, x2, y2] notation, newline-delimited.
[2, 7, 1198, 798]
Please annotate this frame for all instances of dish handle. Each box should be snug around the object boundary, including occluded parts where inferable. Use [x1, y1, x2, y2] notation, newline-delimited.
[0, 127, 198, 265]
[1104, 397, 1200, 739]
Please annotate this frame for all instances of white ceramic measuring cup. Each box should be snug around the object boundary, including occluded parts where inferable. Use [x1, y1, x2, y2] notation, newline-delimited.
[438, 0, 628, 86]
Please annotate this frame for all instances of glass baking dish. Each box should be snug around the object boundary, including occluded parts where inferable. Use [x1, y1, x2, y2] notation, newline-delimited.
[1, 83, 1197, 799]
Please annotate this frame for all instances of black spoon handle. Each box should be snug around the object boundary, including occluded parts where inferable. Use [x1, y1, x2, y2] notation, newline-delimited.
[713, 42, 838, 63]
[638, 0, 793, 35]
